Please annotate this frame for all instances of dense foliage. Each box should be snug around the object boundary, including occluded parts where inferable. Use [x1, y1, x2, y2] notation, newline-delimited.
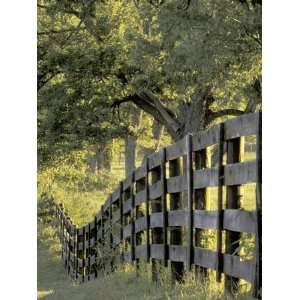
[38, 0, 261, 162]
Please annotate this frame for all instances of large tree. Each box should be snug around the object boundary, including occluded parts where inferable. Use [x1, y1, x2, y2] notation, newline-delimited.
[38, 0, 262, 161]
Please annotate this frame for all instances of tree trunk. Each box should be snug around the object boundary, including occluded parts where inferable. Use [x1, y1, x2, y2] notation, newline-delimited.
[125, 135, 137, 177]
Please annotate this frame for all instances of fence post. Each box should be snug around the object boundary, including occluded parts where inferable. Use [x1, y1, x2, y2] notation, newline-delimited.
[75, 226, 79, 280]
[119, 182, 124, 264]
[130, 173, 135, 266]
[216, 124, 225, 282]
[194, 149, 208, 281]
[253, 111, 262, 299]
[224, 136, 242, 296]
[169, 156, 184, 284]
[93, 216, 98, 278]
[186, 134, 193, 271]
[87, 223, 91, 280]
[82, 226, 86, 283]
[151, 164, 163, 283]
[145, 159, 150, 263]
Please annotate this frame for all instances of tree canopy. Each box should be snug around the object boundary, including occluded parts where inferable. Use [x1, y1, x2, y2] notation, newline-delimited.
[38, 0, 261, 163]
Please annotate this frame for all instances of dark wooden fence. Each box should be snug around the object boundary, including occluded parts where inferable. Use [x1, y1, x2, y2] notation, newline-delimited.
[54, 111, 262, 298]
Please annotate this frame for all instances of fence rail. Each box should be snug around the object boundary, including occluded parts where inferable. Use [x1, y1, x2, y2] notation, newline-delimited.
[54, 111, 262, 298]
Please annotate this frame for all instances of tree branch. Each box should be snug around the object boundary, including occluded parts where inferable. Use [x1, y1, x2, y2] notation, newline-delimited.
[111, 92, 181, 140]
[206, 108, 244, 124]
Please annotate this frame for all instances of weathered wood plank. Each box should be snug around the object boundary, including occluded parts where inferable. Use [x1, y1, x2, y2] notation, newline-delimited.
[90, 255, 96, 265]
[186, 134, 193, 270]
[150, 244, 164, 259]
[77, 258, 84, 268]
[169, 245, 188, 263]
[135, 189, 147, 206]
[112, 209, 121, 223]
[148, 151, 161, 170]
[166, 175, 186, 193]
[165, 138, 186, 161]
[135, 163, 147, 181]
[223, 209, 257, 233]
[89, 222, 95, 230]
[224, 160, 257, 186]
[123, 175, 133, 190]
[194, 248, 218, 270]
[193, 210, 218, 229]
[123, 198, 132, 214]
[123, 224, 132, 239]
[111, 189, 121, 203]
[192, 124, 221, 151]
[168, 210, 188, 227]
[149, 181, 163, 200]
[253, 110, 262, 298]
[135, 244, 148, 259]
[224, 112, 259, 140]
[89, 237, 95, 247]
[135, 216, 147, 233]
[223, 254, 255, 282]
[150, 212, 164, 228]
[78, 242, 84, 251]
[193, 167, 219, 189]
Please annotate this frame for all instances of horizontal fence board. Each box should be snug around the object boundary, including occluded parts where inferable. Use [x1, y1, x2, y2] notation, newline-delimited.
[112, 209, 121, 223]
[223, 209, 257, 233]
[135, 245, 148, 259]
[96, 212, 102, 222]
[90, 255, 96, 265]
[224, 112, 259, 140]
[194, 210, 218, 229]
[192, 125, 221, 151]
[135, 163, 147, 181]
[78, 242, 84, 251]
[148, 152, 161, 170]
[193, 168, 219, 189]
[168, 210, 188, 227]
[150, 212, 164, 228]
[111, 190, 121, 203]
[224, 161, 257, 186]
[123, 198, 132, 215]
[194, 248, 218, 270]
[102, 205, 109, 215]
[223, 254, 255, 282]
[78, 258, 84, 267]
[123, 224, 132, 239]
[150, 244, 164, 259]
[89, 237, 95, 247]
[149, 181, 163, 200]
[123, 175, 133, 190]
[167, 175, 186, 193]
[135, 189, 147, 206]
[166, 138, 186, 161]
[169, 245, 187, 263]
[96, 230, 101, 241]
[135, 216, 147, 233]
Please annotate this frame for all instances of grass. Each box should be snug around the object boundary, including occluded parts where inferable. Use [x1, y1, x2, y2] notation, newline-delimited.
[38, 217, 256, 300]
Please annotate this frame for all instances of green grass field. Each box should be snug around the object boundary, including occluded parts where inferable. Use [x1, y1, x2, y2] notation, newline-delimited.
[38, 217, 256, 300]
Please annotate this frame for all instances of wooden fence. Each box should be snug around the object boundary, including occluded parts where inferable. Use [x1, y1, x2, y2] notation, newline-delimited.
[54, 111, 262, 298]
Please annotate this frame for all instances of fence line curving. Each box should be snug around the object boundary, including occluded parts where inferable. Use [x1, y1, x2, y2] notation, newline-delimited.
[54, 111, 262, 299]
